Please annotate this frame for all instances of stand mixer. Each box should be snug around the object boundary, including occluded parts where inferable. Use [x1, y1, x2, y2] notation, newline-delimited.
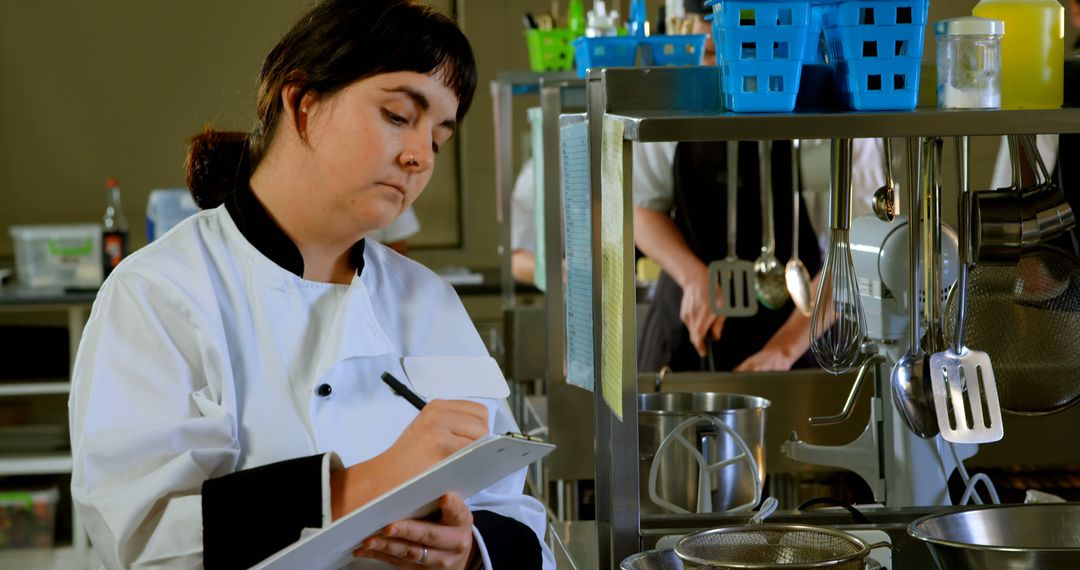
[783, 214, 979, 507]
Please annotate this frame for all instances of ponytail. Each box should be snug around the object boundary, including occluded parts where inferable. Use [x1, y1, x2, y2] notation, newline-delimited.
[184, 127, 252, 209]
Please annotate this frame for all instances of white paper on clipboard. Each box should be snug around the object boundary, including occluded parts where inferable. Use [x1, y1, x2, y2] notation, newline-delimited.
[252, 435, 554, 570]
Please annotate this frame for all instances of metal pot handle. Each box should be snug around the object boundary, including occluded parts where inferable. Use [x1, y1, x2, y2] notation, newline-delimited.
[647, 414, 762, 515]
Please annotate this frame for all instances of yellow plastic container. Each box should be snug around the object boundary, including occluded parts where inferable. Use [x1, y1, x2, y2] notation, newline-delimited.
[972, 0, 1064, 109]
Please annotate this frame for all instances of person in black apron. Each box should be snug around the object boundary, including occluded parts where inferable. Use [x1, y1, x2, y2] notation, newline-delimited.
[637, 140, 823, 372]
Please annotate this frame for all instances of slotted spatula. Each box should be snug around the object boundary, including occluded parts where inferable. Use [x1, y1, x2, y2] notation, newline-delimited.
[929, 136, 1003, 444]
[709, 141, 758, 317]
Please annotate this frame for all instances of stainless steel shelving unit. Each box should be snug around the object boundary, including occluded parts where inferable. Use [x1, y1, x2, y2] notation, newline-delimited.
[537, 79, 599, 505]
[582, 65, 1080, 567]
[490, 71, 578, 430]
[0, 287, 93, 565]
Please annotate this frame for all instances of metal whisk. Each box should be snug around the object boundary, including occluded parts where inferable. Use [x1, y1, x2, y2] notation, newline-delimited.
[810, 139, 867, 374]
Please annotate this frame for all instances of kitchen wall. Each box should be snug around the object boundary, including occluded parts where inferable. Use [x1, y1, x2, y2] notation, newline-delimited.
[0, 0, 478, 266]
[0, 1, 1074, 270]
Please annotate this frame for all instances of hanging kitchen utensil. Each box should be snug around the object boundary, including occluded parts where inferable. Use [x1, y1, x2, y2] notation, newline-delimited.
[786, 140, 814, 317]
[946, 134, 1080, 415]
[973, 135, 1076, 263]
[810, 139, 867, 374]
[891, 137, 940, 439]
[930, 136, 1003, 444]
[944, 239, 1080, 415]
[922, 138, 948, 355]
[709, 142, 758, 317]
[755, 140, 790, 310]
[1021, 134, 1053, 193]
[872, 138, 897, 223]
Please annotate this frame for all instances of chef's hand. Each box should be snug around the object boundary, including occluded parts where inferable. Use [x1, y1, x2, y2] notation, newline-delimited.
[734, 345, 797, 372]
[679, 264, 725, 357]
[382, 399, 489, 482]
[331, 400, 489, 520]
[358, 493, 478, 569]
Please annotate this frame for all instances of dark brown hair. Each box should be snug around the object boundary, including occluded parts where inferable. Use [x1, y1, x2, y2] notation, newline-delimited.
[184, 0, 477, 209]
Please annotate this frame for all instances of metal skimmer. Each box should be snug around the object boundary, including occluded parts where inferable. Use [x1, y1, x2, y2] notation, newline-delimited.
[930, 136, 1003, 444]
[710, 141, 758, 317]
[675, 524, 888, 569]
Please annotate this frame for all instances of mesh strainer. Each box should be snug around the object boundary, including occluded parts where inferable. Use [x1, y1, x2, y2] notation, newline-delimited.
[943, 243, 1080, 415]
[674, 524, 888, 569]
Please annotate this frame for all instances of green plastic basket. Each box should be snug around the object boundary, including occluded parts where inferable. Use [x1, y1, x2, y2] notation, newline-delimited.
[525, 29, 577, 72]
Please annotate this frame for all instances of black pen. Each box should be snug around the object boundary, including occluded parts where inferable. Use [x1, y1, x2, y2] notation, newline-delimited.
[380, 372, 427, 411]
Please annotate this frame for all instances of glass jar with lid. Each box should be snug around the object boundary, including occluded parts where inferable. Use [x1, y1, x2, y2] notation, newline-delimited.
[935, 17, 1005, 110]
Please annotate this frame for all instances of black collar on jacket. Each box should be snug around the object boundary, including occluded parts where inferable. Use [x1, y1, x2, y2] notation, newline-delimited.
[224, 183, 366, 278]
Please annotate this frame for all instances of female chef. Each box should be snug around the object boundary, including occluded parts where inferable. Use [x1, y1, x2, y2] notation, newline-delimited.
[68, 1, 551, 568]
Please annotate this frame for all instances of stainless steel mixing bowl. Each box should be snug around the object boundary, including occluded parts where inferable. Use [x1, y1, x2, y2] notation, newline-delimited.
[620, 549, 700, 570]
[909, 503, 1080, 569]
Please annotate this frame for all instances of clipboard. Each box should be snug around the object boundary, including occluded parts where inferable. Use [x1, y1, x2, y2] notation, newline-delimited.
[253, 434, 555, 570]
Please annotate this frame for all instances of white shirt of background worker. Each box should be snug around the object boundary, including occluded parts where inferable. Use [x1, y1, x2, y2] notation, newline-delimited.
[510, 141, 884, 287]
[367, 205, 421, 254]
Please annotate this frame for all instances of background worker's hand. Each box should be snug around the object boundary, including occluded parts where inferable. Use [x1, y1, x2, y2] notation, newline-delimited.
[331, 400, 489, 520]
[679, 264, 725, 357]
[358, 493, 478, 569]
[734, 345, 797, 372]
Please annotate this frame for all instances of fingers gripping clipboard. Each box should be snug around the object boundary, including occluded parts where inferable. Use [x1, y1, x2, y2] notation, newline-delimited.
[252, 435, 554, 570]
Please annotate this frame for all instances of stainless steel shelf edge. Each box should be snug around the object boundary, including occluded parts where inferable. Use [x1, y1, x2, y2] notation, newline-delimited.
[0, 453, 73, 476]
[596, 66, 1080, 141]
[0, 381, 71, 397]
[615, 108, 1080, 142]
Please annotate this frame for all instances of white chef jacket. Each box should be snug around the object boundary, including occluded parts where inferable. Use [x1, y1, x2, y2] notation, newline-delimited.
[69, 204, 553, 569]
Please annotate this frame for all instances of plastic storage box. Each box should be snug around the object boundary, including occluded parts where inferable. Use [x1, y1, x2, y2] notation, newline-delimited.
[639, 35, 708, 66]
[10, 224, 103, 288]
[146, 188, 199, 242]
[823, 0, 929, 110]
[525, 29, 578, 72]
[708, 0, 812, 112]
[572, 36, 640, 78]
[0, 488, 58, 549]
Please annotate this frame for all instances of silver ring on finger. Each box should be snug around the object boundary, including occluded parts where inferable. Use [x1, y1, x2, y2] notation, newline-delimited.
[420, 546, 428, 564]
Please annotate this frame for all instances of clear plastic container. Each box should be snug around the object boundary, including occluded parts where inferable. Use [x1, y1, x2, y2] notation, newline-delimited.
[146, 188, 199, 242]
[9, 224, 103, 288]
[935, 17, 1005, 110]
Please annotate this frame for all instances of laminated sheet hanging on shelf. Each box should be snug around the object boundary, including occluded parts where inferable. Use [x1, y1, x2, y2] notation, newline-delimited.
[528, 107, 547, 292]
[601, 117, 626, 419]
[562, 119, 595, 392]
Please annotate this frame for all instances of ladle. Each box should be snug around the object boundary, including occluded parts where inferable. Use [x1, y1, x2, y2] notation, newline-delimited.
[872, 138, 897, 222]
[786, 140, 813, 316]
[755, 140, 790, 309]
[890, 137, 939, 439]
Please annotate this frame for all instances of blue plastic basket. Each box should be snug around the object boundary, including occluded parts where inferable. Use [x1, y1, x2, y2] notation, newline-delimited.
[721, 59, 806, 112]
[708, 0, 811, 112]
[639, 35, 707, 66]
[572, 36, 640, 78]
[803, 5, 825, 64]
[822, 0, 929, 110]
